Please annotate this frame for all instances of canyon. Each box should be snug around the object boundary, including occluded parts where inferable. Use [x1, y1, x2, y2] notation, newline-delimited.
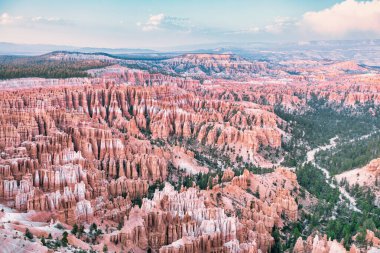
[0, 51, 379, 253]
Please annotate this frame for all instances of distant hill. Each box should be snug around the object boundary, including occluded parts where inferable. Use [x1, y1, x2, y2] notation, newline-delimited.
[0, 42, 157, 56]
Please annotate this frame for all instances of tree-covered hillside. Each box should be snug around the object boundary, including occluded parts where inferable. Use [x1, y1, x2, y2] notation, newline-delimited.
[0, 55, 111, 79]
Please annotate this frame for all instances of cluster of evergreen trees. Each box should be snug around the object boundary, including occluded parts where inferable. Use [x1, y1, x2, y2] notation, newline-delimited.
[276, 99, 380, 250]
[294, 163, 380, 249]
[296, 163, 340, 203]
[277, 103, 380, 167]
[0, 55, 110, 79]
[316, 133, 380, 175]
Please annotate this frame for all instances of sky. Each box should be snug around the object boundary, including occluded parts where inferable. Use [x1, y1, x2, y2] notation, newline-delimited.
[0, 0, 380, 49]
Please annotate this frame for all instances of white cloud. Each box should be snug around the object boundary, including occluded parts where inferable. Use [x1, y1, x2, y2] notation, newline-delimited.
[0, 13, 22, 25]
[226, 1, 380, 40]
[0, 13, 12, 25]
[0, 12, 69, 26]
[138, 13, 165, 31]
[301, 0, 380, 37]
[138, 13, 191, 32]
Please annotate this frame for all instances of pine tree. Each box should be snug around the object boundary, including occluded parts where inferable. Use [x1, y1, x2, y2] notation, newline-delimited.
[78, 224, 85, 237]
[90, 223, 97, 234]
[25, 228, 33, 240]
[270, 228, 282, 253]
[117, 220, 123, 230]
[61, 231, 68, 247]
[71, 223, 78, 235]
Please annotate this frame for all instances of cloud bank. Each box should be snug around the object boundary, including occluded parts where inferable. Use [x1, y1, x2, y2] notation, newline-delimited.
[301, 0, 380, 37]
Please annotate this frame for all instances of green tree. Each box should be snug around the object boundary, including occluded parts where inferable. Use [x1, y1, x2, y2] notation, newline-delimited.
[291, 227, 301, 246]
[71, 223, 78, 235]
[25, 228, 33, 240]
[363, 218, 376, 231]
[61, 231, 68, 247]
[90, 223, 97, 234]
[41, 236, 46, 246]
[271, 228, 282, 253]
[132, 197, 142, 207]
[78, 225, 85, 238]
[356, 228, 367, 245]
[117, 220, 123, 230]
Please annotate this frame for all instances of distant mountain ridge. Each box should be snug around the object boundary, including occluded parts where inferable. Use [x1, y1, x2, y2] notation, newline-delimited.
[0, 42, 157, 56]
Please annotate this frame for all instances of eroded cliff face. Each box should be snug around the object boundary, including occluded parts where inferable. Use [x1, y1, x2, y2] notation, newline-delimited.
[291, 232, 380, 253]
[1, 55, 379, 252]
[293, 234, 351, 253]
[161, 54, 270, 79]
[197, 76, 380, 113]
[108, 167, 299, 253]
[0, 67, 291, 252]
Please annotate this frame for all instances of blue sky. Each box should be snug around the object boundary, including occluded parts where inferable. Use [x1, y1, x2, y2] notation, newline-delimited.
[0, 0, 379, 49]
